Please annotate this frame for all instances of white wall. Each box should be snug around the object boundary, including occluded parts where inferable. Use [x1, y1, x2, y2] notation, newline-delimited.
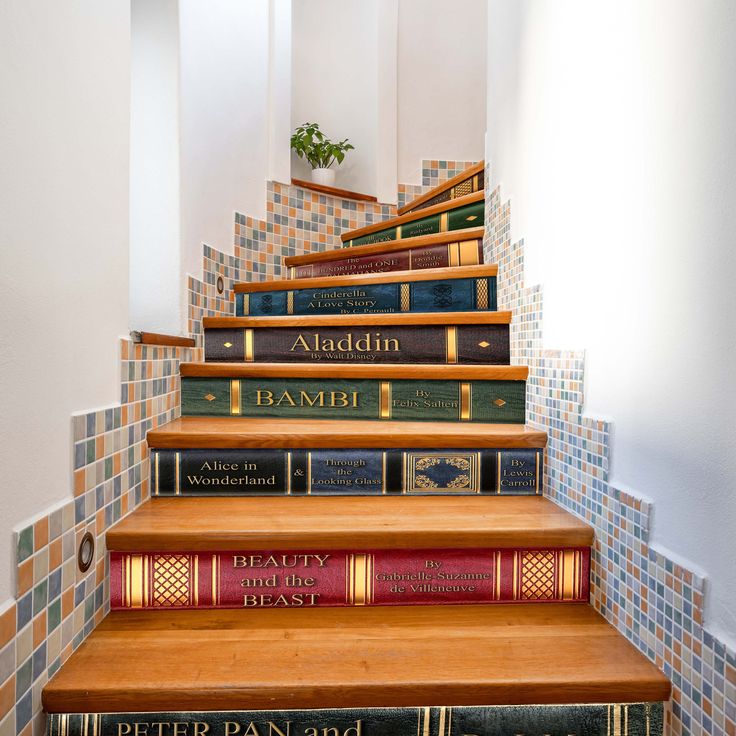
[0, 0, 131, 601]
[397, 0, 487, 183]
[487, 0, 736, 645]
[179, 0, 271, 285]
[291, 0, 397, 202]
[130, 0, 181, 335]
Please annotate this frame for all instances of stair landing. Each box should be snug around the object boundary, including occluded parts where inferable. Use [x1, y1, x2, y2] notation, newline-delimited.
[42, 604, 671, 712]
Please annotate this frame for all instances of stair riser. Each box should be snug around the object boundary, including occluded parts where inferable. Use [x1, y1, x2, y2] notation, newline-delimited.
[236, 276, 497, 317]
[291, 239, 483, 278]
[151, 448, 543, 497]
[204, 325, 509, 365]
[109, 548, 589, 610]
[345, 200, 485, 247]
[181, 378, 526, 423]
[403, 167, 484, 214]
[47, 703, 663, 735]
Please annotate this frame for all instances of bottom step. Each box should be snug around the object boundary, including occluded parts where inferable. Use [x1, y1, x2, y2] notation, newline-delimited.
[42, 604, 670, 712]
[48, 703, 663, 736]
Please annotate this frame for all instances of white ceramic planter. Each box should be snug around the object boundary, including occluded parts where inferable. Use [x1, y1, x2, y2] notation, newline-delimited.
[311, 167, 336, 187]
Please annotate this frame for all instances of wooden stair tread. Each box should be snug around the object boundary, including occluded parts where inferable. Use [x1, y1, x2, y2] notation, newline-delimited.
[341, 190, 484, 243]
[290, 177, 378, 203]
[233, 264, 498, 293]
[105, 496, 592, 550]
[180, 363, 527, 379]
[42, 604, 670, 712]
[147, 417, 547, 449]
[284, 227, 484, 267]
[398, 161, 485, 215]
[203, 311, 510, 328]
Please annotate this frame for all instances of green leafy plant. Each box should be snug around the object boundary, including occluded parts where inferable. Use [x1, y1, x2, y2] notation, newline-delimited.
[290, 122, 355, 169]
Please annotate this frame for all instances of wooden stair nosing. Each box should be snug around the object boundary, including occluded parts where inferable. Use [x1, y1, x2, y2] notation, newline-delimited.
[203, 311, 511, 329]
[104, 496, 593, 551]
[42, 604, 670, 712]
[180, 363, 528, 380]
[341, 190, 485, 243]
[398, 161, 485, 216]
[233, 263, 498, 294]
[284, 227, 485, 267]
[146, 417, 547, 449]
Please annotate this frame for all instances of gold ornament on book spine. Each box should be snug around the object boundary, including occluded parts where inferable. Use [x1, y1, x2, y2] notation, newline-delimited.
[475, 278, 489, 309]
[230, 380, 241, 415]
[175, 451, 181, 495]
[380, 382, 392, 419]
[287, 291, 295, 315]
[244, 329, 254, 362]
[446, 326, 458, 363]
[346, 553, 374, 605]
[400, 283, 411, 311]
[241, 293, 250, 316]
[460, 239, 481, 266]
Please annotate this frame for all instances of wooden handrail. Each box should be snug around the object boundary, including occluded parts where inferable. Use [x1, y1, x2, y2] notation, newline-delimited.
[291, 178, 379, 203]
[398, 161, 485, 215]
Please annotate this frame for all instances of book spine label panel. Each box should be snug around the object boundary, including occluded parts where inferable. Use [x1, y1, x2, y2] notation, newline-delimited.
[47, 703, 663, 736]
[181, 378, 526, 423]
[235, 276, 497, 316]
[291, 241, 483, 279]
[345, 200, 486, 247]
[110, 547, 590, 609]
[205, 325, 509, 365]
[151, 448, 543, 496]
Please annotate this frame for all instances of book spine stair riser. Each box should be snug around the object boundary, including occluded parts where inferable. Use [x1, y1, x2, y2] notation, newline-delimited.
[236, 275, 497, 317]
[290, 240, 483, 279]
[181, 378, 526, 423]
[151, 448, 543, 496]
[47, 703, 663, 736]
[110, 548, 590, 609]
[345, 200, 485, 247]
[204, 324, 509, 365]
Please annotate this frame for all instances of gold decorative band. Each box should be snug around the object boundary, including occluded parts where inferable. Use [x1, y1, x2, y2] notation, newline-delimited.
[395, 225, 402, 240]
[447, 243, 460, 267]
[559, 549, 583, 600]
[241, 293, 250, 316]
[230, 380, 241, 415]
[460, 382, 471, 420]
[536, 451, 541, 494]
[472, 174, 480, 192]
[459, 239, 481, 265]
[496, 451, 502, 492]
[244, 329, 254, 362]
[286, 452, 292, 495]
[124, 554, 146, 608]
[475, 278, 489, 309]
[380, 381, 392, 419]
[288, 266, 296, 279]
[287, 291, 294, 315]
[440, 212, 449, 232]
[400, 283, 411, 311]
[346, 553, 374, 605]
[446, 326, 458, 363]
[154, 452, 160, 496]
[175, 451, 181, 495]
[212, 554, 219, 606]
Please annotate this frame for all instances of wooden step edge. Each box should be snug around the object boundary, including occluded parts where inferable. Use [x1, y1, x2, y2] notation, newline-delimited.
[130, 331, 196, 348]
[146, 417, 547, 449]
[179, 363, 528, 380]
[341, 190, 485, 243]
[291, 177, 379, 203]
[105, 496, 594, 551]
[203, 311, 511, 329]
[398, 160, 485, 215]
[234, 264, 498, 294]
[284, 227, 485, 267]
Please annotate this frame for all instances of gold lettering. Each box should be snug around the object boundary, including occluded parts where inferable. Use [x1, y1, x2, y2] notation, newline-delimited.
[382, 338, 399, 351]
[173, 725, 188, 736]
[300, 391, 325, 407]
[256, 390, 274, 406]
[118, 727, 132, 736]
[289, 335, 312, 352]
[134, 726, 149, 736]
[224, 725, 240, 736]
[242, 724, 261, 736]
[267, 724, 291, 736]
[193, 725, 209, 736]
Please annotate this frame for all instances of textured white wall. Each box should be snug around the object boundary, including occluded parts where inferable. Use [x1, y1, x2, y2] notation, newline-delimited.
[487, 0, 736, 645]
[130, 0, 182, 335]
[291, 0, 397, 202]
[178, 0, 271, 285]
[397, 0, 487, 183]
[0, 0, 131, 601]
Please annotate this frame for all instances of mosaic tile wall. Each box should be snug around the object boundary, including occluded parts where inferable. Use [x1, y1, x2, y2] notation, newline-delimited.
[483, 166, 736, 735]
[397, 159, 478, 211]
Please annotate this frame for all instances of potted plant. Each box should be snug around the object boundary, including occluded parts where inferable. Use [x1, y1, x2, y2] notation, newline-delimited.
[290, 122, 355, 187]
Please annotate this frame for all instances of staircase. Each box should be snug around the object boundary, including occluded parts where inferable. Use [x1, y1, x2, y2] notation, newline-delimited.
[42, 171, 670, 734]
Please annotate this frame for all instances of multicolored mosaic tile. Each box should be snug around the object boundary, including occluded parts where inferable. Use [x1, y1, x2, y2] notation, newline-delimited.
[397, 159, 479, 210]
[483, 164, 736, 736]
